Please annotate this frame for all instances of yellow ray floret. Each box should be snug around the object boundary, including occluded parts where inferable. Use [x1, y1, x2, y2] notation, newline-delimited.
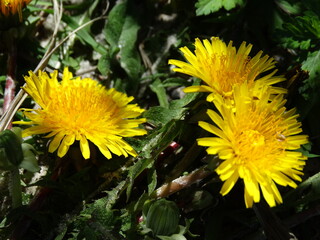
[197, 83, 308, 208]
[0, 0, 31, 21]
[14, 68, 147, 160]
[168, 37, 286, 101]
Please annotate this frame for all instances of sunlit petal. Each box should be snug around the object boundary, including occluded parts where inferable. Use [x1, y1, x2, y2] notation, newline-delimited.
[198, 83, 308, 208]
[14, 68, 146, 160]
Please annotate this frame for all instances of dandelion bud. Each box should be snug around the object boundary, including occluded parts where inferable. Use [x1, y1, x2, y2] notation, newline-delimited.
[145, 199, 180, 236]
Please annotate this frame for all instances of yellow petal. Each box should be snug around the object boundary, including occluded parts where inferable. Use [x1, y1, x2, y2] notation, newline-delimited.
[57, 141, 70, 158]
[244, 188, 254, 208]
[243, 173, 260, 203]
[260, 184, 276, 207]
[220, 171, 239, 195]
[80, 135, 90, 159]
[48, 132, 65, 153]
[183, 85, 213, 93]
[198, 121, 226, 139]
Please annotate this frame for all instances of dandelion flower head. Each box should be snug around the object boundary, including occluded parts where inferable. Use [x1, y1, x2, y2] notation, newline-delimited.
[169, 37, 286, 101]
[197, 83, 308, 208]
[0, 0, 31, 21]
[14, 68, 147, 160]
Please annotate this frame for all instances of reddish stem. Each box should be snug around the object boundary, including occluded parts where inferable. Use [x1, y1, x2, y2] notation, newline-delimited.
[3, 39, 17, 129]
[156, 167, 212, 198]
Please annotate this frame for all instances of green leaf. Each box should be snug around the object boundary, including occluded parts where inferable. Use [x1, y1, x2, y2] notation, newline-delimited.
[169, 92, 199, 109]
[54, 227, 67, 240]
[62, 14, 107, 55]
[195, 0, 244, 16]
[147, 167, 157, 195]
[298, 50, 320, 101]
[19, 143, 40, 173]
[0, 129, 23, 167]
[278, 12, 320, 50]
[284, 172, 320, 208]
[144, 92, 199, 126]
[118, 15, 141, 80]
[91, 203, 115, 227]
[105, 0, 142, 80]
[78, 226, 98, 240]
[103, 180, 127, 209]
[150, 78, 169, 108]
[104, 1, 126, 49]
[276, 0, 302, 15]
[126, 120, 185, 199]
[298, 143, 320, 158]
[126, 157, 154, 200]
[188, 190, 214, 211]
[144, 106, 185, 126]
[157, 234, 187, 240]
[97, 54, 112, 75]
[301, 50, 320, 87]
[162, 78, 190, 88]
[195, 0, 221, 16]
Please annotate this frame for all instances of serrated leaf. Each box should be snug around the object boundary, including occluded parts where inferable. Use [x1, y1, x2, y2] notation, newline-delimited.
[103, 180, 127, 209]
[126, 158, 154, 200]
[126, 120, 184, 199]
[223, 0, 244, 10]
[195, 0, 221, 16]
[144, 92, 199, 126]
[279, 12, 320, 50]
[301, 50, 320, 88]
[300, 39, 312, 50]
[147, 167, 157, 195]
[195, 0, 244, 16]
[145, 106, 185, 126]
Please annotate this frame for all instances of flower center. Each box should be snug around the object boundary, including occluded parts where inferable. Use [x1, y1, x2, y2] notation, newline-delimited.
[240, 129, 265, 147]
[208, 54, 252, 95]
[43, 79, 118, 135]
[234, 129, 268, 167]
[244, 130, 265, 147]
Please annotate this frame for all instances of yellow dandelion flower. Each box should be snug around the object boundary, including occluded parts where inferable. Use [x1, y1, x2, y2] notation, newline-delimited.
[0, 0, 31, 21]
[14, 68, 147, 160]
[197, 83, 308, 208]
[168, 37, 286, 101]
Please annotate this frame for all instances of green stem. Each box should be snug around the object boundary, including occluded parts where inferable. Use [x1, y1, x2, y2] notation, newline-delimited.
[253, 201, 292, 240]
[10, 167, 22, 209]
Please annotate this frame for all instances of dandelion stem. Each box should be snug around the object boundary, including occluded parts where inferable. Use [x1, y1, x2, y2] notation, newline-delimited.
[10, 167, 22, 209]
[253, 201, 293, 240]
[156, 166, 212, 198]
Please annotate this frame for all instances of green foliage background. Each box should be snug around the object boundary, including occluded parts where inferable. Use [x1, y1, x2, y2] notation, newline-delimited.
[1, 0, 320, 239]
